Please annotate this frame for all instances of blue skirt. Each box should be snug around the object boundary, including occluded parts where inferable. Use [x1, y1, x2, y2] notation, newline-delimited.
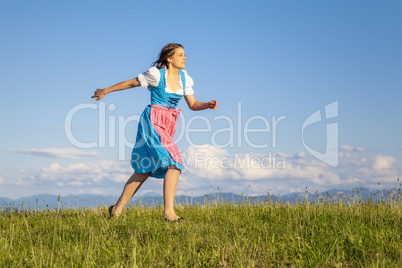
[130, 104, 182, 178]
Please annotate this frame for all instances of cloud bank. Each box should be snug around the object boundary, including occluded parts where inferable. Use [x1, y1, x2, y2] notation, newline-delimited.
[8, 148, 101, 159]
[1, 145, 400, 199]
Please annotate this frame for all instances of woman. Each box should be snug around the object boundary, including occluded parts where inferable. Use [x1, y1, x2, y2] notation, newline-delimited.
[92, 43, 218, 222]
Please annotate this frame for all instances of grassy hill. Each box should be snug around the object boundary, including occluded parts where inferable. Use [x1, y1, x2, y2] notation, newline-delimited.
[1, 190, 401, 267]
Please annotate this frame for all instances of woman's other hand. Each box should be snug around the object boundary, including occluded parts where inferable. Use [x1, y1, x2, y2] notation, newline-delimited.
[208, 100, 218, 110]
[92, 88, 106, 101]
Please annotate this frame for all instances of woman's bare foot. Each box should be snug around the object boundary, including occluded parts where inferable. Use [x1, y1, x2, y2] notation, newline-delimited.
[109, 205, 121, 218]
[164, 212, 182, 222]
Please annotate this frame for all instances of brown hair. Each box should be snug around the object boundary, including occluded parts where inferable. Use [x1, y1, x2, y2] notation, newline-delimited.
[152, 43, 184, 69]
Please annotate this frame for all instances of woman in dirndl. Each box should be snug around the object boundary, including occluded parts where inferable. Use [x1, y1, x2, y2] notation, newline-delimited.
[92, 43, 218, 221]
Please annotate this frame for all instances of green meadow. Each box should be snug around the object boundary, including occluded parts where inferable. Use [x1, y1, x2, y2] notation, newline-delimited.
[1, 187, 401, 267]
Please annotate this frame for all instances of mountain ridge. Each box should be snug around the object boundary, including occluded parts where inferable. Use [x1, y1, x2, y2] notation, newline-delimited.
[1, 187, 399, 211]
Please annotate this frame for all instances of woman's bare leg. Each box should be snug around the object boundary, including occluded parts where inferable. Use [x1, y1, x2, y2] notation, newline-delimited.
[112, 172, 151, 217]
[163, 167, 181, 221]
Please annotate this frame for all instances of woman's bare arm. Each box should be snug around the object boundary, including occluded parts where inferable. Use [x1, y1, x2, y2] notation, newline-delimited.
[91, 77, 141, 101]
[184, 94, 218, 111]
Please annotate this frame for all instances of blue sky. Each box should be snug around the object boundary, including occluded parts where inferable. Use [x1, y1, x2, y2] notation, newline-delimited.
[0, 0, 401, 199]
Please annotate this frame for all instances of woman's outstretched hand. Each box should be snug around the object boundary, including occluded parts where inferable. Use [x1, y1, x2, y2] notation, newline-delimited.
[208, 100, 218, 110]
[92, 89, 106, 101]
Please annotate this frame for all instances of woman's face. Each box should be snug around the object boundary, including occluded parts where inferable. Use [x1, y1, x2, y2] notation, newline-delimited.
[169, 47, 186, 69]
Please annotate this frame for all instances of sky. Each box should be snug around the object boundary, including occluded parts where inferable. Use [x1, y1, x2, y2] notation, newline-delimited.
[0, 0, 401, 199]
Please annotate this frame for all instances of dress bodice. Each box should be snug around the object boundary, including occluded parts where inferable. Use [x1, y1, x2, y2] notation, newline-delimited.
[150, 68, 185, 109]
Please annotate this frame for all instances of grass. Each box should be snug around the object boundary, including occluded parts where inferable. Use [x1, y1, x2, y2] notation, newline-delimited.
[1, 186, 402, 267]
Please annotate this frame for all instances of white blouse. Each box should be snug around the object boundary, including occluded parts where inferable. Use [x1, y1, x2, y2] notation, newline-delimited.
[138, 66, 195, 95]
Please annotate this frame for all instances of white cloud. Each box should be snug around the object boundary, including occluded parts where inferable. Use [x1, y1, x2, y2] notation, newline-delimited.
[180, 146, 401, 195]
[8, 148, 101, 159]
[337, 152, 399, 188]
[340, 145, 366, 152]
[372, 155, 396, 171]
[76, 188, 106, 195]
[36, 160, 130, 183]
[343, 177, 365, 184]
[181, 145, 241, 180]
[0, 178, 5, 185]
[69, 181, 84, 187]
[14, 175, 36, 186]
[181, 147, 341, 189]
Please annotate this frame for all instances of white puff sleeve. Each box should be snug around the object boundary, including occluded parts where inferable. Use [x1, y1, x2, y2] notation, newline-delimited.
[138, 66, 160, 88]
[183, 70, 195, 95]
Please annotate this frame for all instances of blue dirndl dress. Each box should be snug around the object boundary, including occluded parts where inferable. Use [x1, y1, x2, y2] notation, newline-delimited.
[130, 68, 185, 179]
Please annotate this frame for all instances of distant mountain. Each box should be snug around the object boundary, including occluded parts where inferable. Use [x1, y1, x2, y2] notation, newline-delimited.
[1, 187, 399, 211]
